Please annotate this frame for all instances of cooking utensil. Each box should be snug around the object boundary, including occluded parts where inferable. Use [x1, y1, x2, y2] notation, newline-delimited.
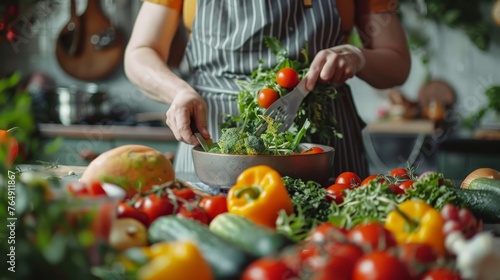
[192, 143, 334, 189]
[190, 121, 213, 152]
[55, 0, 125, 81]
[57, 0, 81, 56]
[256, 78, 310, 135]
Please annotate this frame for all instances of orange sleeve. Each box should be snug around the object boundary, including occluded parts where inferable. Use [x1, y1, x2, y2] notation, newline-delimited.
[143, 0, 183, 12]
[356, 0, 398, 15]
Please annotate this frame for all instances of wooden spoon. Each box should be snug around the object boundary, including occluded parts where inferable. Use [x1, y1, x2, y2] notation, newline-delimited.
[57, 0, 80, 56]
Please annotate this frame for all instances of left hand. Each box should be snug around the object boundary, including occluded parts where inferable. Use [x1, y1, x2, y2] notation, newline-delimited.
[305, 44, 365, 90]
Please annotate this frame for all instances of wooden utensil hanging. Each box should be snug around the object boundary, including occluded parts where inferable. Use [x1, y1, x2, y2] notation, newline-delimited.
[55, 0, 125, 81]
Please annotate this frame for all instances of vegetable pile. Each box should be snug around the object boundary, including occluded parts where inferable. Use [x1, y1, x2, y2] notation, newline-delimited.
[208, 37, 342, 155]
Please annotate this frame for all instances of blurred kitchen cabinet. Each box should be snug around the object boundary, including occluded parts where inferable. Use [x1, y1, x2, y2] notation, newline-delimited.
[437, 138, 500, 180]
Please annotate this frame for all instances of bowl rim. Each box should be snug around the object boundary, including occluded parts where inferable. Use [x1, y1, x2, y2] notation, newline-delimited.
[191, 142, 335, 157]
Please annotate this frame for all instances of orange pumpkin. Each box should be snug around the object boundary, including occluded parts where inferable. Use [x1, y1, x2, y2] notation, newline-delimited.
[80, 145, 175, 196]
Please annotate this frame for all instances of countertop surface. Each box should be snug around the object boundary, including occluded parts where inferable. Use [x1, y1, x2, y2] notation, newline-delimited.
[38, 123, 177, 141]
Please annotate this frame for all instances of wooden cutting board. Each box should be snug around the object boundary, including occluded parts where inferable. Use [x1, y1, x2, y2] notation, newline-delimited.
[55, 0, 124, 81]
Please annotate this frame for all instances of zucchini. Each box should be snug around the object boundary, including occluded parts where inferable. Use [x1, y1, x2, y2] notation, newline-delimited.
[468, 177, 500, 194]
[453, 187, 500, 224]
[209, 213, 295, 257]
[148, 216, 256, 280]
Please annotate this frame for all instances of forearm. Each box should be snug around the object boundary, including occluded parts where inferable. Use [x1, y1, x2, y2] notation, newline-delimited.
[124, 47, 193, 104]
[356, 47, 411, 89]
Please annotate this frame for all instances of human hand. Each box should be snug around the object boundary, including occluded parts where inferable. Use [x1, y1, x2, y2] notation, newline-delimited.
[165, 90, 210, 146]
[305, 44, 365, 90]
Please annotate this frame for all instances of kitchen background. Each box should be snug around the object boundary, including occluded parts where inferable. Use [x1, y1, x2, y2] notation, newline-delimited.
[1, 0, 499, 176]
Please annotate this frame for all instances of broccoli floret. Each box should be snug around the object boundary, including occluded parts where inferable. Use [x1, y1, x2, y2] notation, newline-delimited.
[245, 135, 266, 155]
[217, 127, 247, 154]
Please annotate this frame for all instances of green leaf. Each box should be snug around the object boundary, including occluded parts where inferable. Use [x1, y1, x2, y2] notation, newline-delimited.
[43, 233, 67, 264]
[43, 137, 64, 154]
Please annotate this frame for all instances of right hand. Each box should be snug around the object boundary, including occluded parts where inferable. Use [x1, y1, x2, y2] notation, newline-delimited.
[165, 90, 210, 146]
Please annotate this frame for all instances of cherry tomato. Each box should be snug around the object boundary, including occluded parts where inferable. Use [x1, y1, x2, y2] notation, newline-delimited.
[87, 181, 107, 196]
[67, 182, 90, 196]
[398, 243, 439, 278]
[353, 251, 412, 280]
[335, 171, 361, 187]
[347, 222, 397, 251]
[397, 180, 414, 193]
[307, 222, 347, 243]
[242, 257, 297, 280]
[389, 184, 406, 195]
[173, 188, 197, 202]
[139, 194, 174, 225]
[116, 202, 149, 227]
[421, 268, 462, 280]
[325, 183, 350, 204]
[300, 147, 325, 155]
[276, 67, 300, 89]
[0, 129, 19, 167]
[359, 174, 385, 187]
[199, 195, 228, 223]
[258, 88, 279, 109]
[390, 167, 411, 180]
[311, 252, 361, 280]
[177, 203, 209, 225]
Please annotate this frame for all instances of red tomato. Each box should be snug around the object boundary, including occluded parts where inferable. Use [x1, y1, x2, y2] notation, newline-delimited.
[87, 181, 107, 196]
[199, 195, 228, 222]
[300, 147, 325, 155]
[307, 222, 348, 243]
[173, 188, 197, 202]
[67, 182, 90, 196]
[90, 200, 114, 241]
[421, 268, 462, 280]
[177, 203, 209, 225]
[353, 251, 412, 280]
[390, 167, 411, 180]
[389, 184, 406, 195]
[398, 180, 414, 193]
[242, 257, 298, 280]
[139, 194, 174, 225]
[311, 253, 359, 280]
[116, 202, 149, 227]
[258, 88, 279, 109]
[399, 243, 439, 278]
[360, 174, 379, 187]
[335, 171, 362, 187]
[276, 67, 300, 89]
[347, 222, 397, 251]
[325, 183, 350, 204]
[0, 129, 19, 166]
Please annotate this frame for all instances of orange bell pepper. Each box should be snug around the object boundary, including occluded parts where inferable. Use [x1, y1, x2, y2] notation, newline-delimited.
[385, 199, 446, 256]
[0, 128, 19, 168]
[227, 165, 294, 228]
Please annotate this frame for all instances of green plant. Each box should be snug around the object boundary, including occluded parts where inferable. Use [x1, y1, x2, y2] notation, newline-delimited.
[400, 0, 495, 51]
[464, 85, 500, 128]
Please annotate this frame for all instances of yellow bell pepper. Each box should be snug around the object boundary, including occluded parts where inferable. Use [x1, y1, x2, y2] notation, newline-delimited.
[136, 241, 213, 280]
[385, 199, 446, 256]
[227, 165, 294, 228]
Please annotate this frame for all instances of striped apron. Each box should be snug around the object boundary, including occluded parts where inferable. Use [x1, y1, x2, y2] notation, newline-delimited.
[174, 0, 369, 181]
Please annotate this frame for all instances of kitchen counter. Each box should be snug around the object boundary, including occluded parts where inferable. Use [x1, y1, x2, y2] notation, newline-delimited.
[38, 123, 176, 141]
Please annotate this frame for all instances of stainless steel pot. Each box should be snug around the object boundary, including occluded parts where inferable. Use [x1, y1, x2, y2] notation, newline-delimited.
[42, 84, 110, 125]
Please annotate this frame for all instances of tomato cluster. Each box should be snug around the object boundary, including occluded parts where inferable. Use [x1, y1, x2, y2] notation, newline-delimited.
[257, 67, 300, 109]
[242, 221, 461, 280]
[116, 185, 228, 228]
[326, 168, 418, 205]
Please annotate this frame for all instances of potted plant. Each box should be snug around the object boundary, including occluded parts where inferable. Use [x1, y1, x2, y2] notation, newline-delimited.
[464, 85, 500, 128]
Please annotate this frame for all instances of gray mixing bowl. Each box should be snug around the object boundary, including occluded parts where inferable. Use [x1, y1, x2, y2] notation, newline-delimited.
[192, 143, 335, 189]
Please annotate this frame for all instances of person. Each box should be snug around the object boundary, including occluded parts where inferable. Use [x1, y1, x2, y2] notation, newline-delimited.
[124, 0, 411, 183]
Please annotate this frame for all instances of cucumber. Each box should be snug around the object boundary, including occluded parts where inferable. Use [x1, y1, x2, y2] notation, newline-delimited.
[453, 187, 500, 224]
[468, 177, 500, 194]
[148, 216, 256, 280]
[209, 213, 295, 258]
